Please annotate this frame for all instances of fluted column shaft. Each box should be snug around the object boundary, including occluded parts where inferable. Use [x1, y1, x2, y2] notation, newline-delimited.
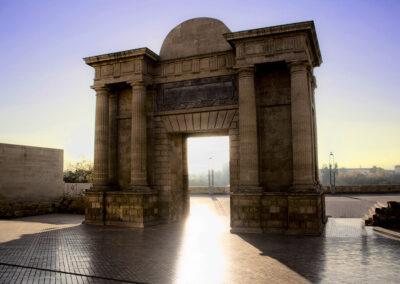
[108, 93, 117, 185]
[238, 67, 260, 189]
[130, 82, 148, 187]
[93, 86, 109, 187]
[290, 62, 315, 190]
[310, 73, 319, 184]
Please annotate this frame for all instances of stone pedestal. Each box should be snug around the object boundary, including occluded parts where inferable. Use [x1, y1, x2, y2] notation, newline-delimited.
[230, 193, 262, 233]
[84, 191, 159, 227]
[231, 192, 325, 235]
[261, 192, 325, 235]
[85, 191, 105, 225]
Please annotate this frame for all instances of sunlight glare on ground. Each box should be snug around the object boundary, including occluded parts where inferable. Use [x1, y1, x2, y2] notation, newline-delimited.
[175, 198, 228, 283]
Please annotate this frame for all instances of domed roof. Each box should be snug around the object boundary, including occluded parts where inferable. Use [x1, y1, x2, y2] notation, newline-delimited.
[160, 17, 232, 60]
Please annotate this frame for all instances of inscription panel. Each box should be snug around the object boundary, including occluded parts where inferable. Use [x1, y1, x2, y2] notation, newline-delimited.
[156, 76, 237, 112]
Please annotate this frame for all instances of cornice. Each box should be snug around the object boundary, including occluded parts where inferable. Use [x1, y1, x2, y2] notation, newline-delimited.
[224, 21, 322, 67]
[83, 47, 159, 65]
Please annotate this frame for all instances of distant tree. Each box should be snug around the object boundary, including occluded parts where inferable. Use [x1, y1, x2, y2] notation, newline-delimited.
[188, 161, 230, 187]
[320, 164, 330, 186]
[64, 160, 93, 183]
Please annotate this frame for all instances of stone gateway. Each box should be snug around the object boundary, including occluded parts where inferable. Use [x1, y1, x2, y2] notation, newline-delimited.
[84, 18, 325, 235]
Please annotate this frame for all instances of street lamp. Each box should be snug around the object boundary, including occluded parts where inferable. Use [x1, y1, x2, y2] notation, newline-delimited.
[329, 152, 337, 194]
[208, 156, 214, 195]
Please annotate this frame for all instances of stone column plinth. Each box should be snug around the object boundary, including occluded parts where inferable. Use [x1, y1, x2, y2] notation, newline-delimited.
[129, 82, 149, 191]
[289, 62, 317, 192]
[237, 67, 261, 192]
[93, 86, 109, 190]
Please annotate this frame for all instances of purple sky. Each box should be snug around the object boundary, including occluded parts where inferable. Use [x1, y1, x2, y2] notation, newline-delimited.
[0, 0, 399, 169]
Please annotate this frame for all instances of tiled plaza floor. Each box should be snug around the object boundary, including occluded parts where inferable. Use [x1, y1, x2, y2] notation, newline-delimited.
[0, 195, 399, 283]
[325, 193, 400, 218]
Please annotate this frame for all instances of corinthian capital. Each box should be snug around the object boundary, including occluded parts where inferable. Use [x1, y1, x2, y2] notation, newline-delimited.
[237, 66, 255, 79]
[91, 84, 109, 95]
[288, 61, 311, 74]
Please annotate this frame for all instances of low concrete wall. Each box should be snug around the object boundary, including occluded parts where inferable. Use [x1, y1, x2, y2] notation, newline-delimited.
[324, 184, 400, 194]
[189, 186, 230, 194]
[0, 143, 64, 217]
[64, 183, 92, 197]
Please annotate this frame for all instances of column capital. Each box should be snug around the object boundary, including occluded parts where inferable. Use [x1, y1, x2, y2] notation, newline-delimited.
[128, 80, 146, 88]
[288, 61, 311, 74]
[91, 85, 109, 95]
[311, 74, 317, 89]
[237, 66, 255, 78]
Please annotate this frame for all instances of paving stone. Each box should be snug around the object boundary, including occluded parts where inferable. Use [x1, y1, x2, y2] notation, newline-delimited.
[0, 196, 399, 283]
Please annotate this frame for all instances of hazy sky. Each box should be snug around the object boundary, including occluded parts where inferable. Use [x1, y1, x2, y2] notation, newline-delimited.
[188, 137, 229, 174]
[0, 0, 399, 169]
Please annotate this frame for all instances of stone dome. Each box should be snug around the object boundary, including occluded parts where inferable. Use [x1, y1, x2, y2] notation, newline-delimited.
[159, 17, 232, 60]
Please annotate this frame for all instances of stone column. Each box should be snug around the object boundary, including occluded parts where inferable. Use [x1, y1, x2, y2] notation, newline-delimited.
[310, 73, 319, 184]
[289, 62, 315, 191]
[130, 81, 148, 189]
[238, 67, 260, 191]
[93, 86, 109, 189]
[108, 93, 117, 185]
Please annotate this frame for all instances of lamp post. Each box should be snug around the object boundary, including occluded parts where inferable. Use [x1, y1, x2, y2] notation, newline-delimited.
[329, 152, 337, 194]
[208, 156, 214, 195]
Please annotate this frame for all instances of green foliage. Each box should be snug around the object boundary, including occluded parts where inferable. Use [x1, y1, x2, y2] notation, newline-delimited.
[63, 160, 93, 183]
[320, 165, 400, 186]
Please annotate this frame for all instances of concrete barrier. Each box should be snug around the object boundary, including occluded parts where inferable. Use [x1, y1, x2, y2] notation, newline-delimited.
[64, 183, 92, 197]
[189, 186, 229, 194]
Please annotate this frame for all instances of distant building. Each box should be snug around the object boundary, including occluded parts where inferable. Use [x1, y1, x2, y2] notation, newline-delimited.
[339, 168, 371, 175]
[395, 165, 400, 174]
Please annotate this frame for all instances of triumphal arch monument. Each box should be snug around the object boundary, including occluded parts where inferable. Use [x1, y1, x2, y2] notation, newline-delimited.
[84, 18, 326, 235]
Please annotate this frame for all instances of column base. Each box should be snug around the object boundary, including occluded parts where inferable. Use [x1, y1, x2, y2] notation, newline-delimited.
[84, 190, 159, 228]
[291, 183, 322, 193]
[90, 185, 116, 192]
[237, 185, 263, 193]
[126, 185, 156, 193]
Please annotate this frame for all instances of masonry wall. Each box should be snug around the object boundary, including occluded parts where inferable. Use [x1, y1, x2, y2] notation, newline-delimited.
[255, 63, 293, 192]
[0, 143, 64, 217]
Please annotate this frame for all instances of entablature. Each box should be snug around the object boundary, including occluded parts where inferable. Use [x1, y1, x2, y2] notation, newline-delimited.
[224, 21, 322, 68]
[153, 51, 235, 84]
[84, 47, 159, 65]
[84, 47, 159, 86]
